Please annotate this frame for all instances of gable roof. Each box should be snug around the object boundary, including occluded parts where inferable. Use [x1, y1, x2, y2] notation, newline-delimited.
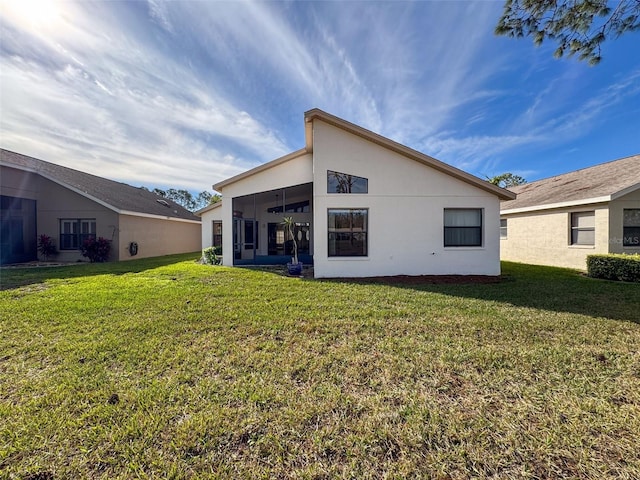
[501, 154, 640, 214]
[213, 109, 515, 201]
[304, 109, 515, 200]
[1, 149, 200, 222]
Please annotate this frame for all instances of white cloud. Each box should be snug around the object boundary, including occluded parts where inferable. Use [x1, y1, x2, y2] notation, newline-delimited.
[1, 0, 638, 193]
[0, 1, 290, 191]
[147, 0, 174, 34]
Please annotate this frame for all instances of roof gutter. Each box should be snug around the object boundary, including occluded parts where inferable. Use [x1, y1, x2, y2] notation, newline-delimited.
[501, 196, 611, 215]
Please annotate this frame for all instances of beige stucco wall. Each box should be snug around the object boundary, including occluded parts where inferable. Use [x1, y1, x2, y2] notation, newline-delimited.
[608, 189, 640, 254]
[35, 175, 120, 262]
[311, 121, 502, 277]
[500, 204, 609, 270]
[117, 214, 201, 261]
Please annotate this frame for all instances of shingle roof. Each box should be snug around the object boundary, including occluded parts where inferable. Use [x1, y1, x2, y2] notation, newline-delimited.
[1, 149, 200, 222]
[501, 154, 640, 212]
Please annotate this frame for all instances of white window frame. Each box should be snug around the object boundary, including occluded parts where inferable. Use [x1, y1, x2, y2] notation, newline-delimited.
[570, 211, 595, 246]
[500, 218, 507, 239]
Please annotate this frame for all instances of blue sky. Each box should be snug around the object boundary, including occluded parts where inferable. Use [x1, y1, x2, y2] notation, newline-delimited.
[1, 0, 639, 194]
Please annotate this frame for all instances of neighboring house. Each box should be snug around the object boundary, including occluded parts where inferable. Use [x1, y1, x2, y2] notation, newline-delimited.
[197, 109, 515, 278]
[1, 149, 201, 264]
[500, 155, 640, 270]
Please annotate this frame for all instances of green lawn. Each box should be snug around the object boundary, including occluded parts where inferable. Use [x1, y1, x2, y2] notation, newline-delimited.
[1, 255, 639, 479]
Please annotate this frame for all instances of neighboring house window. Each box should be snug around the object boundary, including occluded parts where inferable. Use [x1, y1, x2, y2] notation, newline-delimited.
[60, 219, 96, 250]
[327, 170, 368, 194]
[328, 208, 368, 256]
[623, 209, 640, 247]
[444, 209, 483, 247]
[570, 211, 595, 245]
[212, 221, 222, 253]
[500, 218, 508, 239]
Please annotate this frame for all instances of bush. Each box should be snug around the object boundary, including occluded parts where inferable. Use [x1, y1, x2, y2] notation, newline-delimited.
[81, 237, 111, 263]
[587, 254, 640, 282]
[37, 234, 57, 261]
[202, 246, 221, 265]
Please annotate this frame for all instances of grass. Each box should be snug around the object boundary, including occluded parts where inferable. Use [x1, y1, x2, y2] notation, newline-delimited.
[1, 255, 639, 479]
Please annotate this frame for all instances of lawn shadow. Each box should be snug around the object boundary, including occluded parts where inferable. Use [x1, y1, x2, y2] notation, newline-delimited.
[310, 262, 640, 324]
[0, 252, 202, 290]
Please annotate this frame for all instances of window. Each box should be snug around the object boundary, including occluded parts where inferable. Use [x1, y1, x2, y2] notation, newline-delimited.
[500, 218, 508, 239]
[268, 222, 310, 255]
[444, 209, 482, 247]
[570, 211, 595, 245]
[328, 209, 368, 256]
[623, 209, 640, 247]
[60, 219, 96, 250]
[212, 221, 223, 254]
[327, 170, 368, 194]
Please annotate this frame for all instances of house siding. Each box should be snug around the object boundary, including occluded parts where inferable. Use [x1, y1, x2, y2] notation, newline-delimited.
[500, 205, 610, 270]
[200, 205, 222, 251]
[609, 189, 640, 254]
[34, 174, 120, 262]
[117, 215, 200, 261]
[311, 121, 501, 278]
[1, 164, 201, 264]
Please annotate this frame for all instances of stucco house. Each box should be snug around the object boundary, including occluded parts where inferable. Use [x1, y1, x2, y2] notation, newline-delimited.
[500, 155, 640, 270]
[1, 149, 201, 264]
[197, 109, 515, 278]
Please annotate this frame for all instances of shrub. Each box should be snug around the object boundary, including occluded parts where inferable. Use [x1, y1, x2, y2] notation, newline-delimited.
[37, 234, 57, 261]
[202, 246, 221, 265]
[587, 254, 640, 282]
[81, 237, 111, 263]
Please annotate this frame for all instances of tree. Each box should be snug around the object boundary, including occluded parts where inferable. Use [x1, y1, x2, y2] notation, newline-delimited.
[150, 188, 216, 212]
[487, 173, 527, 188]
[495, 0, 640, 65]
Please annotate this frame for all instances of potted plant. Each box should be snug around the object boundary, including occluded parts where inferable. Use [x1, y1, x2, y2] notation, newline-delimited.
[283, 216, 303, 275]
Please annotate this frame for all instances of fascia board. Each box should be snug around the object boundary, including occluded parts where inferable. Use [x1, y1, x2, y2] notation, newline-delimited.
[304, 109, 516, 201]
[610, 182, 640, 200]
[3, 160, 199, 222]
[2, 161, 121, 213]
[194, 202, 222, 216]
[501, 196, 611, 215]
[213, 148, 308, 191]
[119, 211, 201, 223]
